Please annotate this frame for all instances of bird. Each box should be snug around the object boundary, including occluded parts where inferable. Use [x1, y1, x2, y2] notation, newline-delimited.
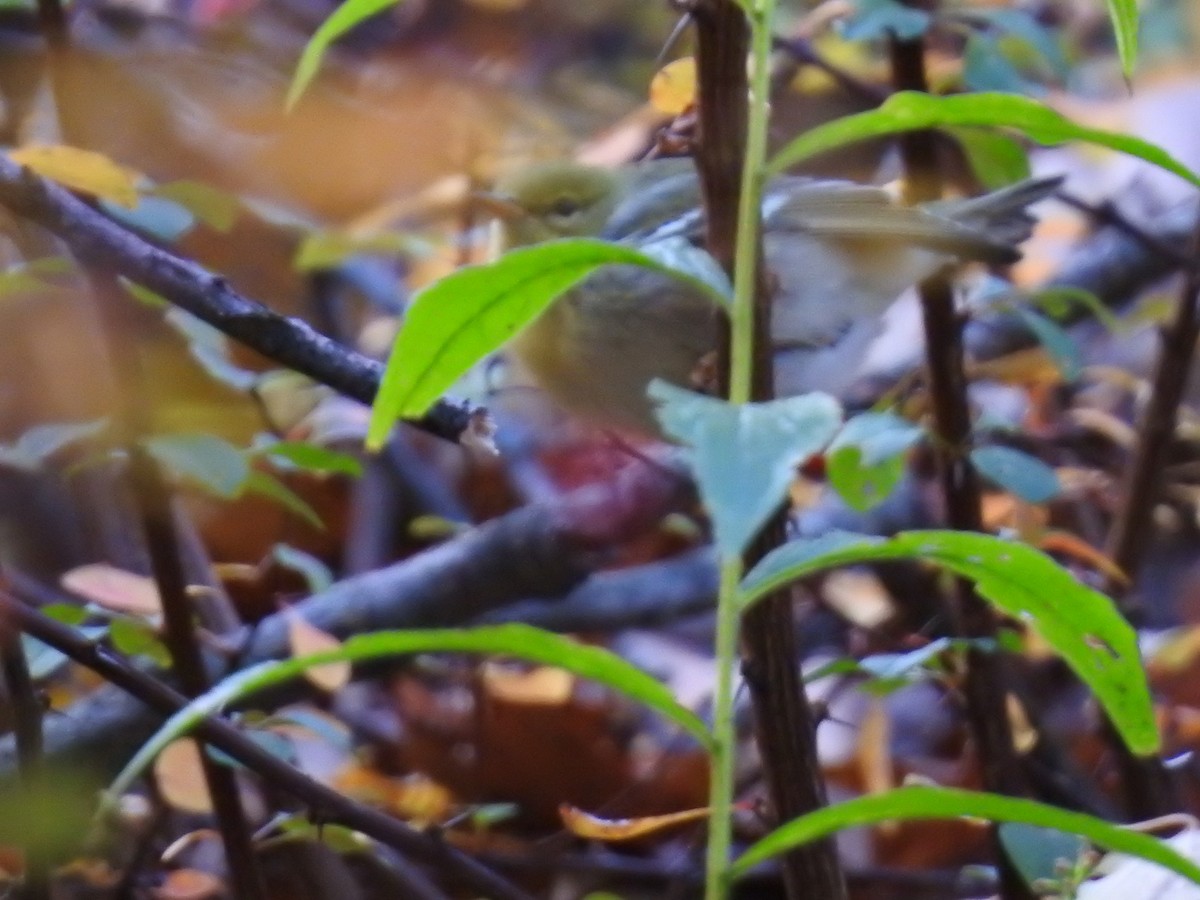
[478, 158, 1061, 436]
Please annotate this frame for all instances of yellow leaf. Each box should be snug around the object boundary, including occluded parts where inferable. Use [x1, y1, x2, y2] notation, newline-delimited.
[559, 803, 710, 842]
[62, 564, 161, 617]
[9, 145, 141, 209]
[285, 608, 351, 692]
[649, 57, 697, 116]
[154, 739, 213, 814]
[482, 662, 574, 705]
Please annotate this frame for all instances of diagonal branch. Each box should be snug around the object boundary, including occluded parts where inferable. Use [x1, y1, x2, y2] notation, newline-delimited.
[0, 155, 479, 444]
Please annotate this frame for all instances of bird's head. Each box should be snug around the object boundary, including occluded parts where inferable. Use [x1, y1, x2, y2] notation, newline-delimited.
[477, 161, 621, 247]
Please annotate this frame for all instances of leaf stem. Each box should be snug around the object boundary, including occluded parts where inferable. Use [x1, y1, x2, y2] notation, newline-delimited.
[704, 555, 744, 898]
[705, 1, 778, 897]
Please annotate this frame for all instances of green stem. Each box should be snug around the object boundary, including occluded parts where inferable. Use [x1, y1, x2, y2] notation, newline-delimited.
[705, 555, 744, 899]
[705, 2, 777, 898]
[727, 0, 775, 406]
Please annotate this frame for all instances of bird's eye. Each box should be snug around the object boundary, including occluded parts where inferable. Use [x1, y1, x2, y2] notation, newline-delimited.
[549, 197, 580, 217]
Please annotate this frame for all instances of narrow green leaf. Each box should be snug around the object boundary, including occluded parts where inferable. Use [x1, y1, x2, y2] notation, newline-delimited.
[260, 440, 363, 478]
[947, 127, 1031, 189]
[730, 786, 1200, 883]
[649, 382, 842, 556]
[271, 542, 334, 593]
[145, 434, 251, 499]
[287, 0, 403, 110]
[971, 445, 1061, 503]
[109, 619, 172, 667]
[767, 92, 1197, 188]
[245, 471, 325, 531]
[1103, 0, 1140, 79]
[367, 238, 730, 450]
[1016, 308, 1083, 381]
[740, 530, 1157, 754]
[103, 624, 713, 813]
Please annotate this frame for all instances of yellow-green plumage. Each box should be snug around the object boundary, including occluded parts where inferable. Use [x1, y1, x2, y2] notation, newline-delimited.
[487, 159, 1060, 436]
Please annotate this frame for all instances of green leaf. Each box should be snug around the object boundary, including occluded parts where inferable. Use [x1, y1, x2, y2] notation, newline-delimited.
[293, 231, 426, 272]
[767, 92, 1198, 188]
[1015, 308, 1083, 381]
[649, 382, 842, 556]
[1103, 0, 1140, 79]
[841, 0, 931, 41]
[151, 181, 239, 233]
[825, 412, 921, 512]
[145, 434, 251, 499]
[970, 445, 1061, 504]
[966, 8, 1069, 79]
[271, 542, 334, 593]
[1029, 286, 1119, 331]
[245, 471, 325, 531]
[287, 0, 405, 110]
[947, 127, 1031, 189]
[104, 624, 714, 813]
[41, 603, 88, 626]
[740, 530, 1157, 754]
[109, 618, 172, 667]
[260, 440, 363, 478]
[367, 238, 730, 450]
[999, 822, 1088, 889]
[962, 34, 1030, 93]
[730, 786, 1200, 883]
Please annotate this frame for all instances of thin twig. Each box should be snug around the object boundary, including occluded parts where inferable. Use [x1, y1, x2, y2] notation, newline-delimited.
[0, 591, 531, 900]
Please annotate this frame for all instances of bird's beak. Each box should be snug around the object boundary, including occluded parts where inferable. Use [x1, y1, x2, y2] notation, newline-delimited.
[471, 191, 526, 221]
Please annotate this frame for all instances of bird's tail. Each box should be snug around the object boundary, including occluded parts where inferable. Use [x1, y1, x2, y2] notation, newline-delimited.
[929, 175, 1065, 249]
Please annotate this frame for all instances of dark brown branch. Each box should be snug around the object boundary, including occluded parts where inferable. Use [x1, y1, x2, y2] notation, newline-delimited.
[0, 155, 478, 444]
[888, 32, 1031, 900]
[0, 462, 693, 775]
[127, 445, 266, 900]
[1095, 216, 1200, 819]
[0, 591, 529, 900]
[691, 2, 846, 898]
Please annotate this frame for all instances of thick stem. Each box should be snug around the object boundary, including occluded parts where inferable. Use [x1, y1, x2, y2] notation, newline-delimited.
[888, 33, 1032, 900]
[693, 1, 846, 897]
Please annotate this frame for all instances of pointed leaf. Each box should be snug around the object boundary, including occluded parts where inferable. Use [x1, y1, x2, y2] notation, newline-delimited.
[971, 445, 1062, 504]
[740, 530, 1156, 754]
[731, 786, 1200, 883]
[287, 0, 405, 109]
[368, 238, 730, 449]
[9, 144, 141, 208]
[104, 624, 714, 812]
[649, 381, 842, 556]
[768, 92, 1198, 187]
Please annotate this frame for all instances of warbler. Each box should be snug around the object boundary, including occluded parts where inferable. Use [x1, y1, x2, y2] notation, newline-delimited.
[480, 159, 1061, 436]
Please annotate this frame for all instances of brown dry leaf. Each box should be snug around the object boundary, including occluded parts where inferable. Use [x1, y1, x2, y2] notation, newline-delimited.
[333, 764, 454, 826]
[482, 662, 574, 705]
[155, 739, 213, 814]
[1066, 407, 1139, 449]
[822, 570, 895, 629]
[285, 608, 351, 692]
[153, 869, 223, 900]
[969, 347, 1063, 387]
[62, 564, 161, 617]
[649, 57, 697, 115]
[10, 145, 142, 208]
[1037, 530, 1129, 587]
[1006, 693, 1039, 754]
[559, 803, 710, 842]
[857, 699, 896, 834]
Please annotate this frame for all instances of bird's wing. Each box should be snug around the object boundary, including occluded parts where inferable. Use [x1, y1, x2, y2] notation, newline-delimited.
[765, 179, 1023, 264]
